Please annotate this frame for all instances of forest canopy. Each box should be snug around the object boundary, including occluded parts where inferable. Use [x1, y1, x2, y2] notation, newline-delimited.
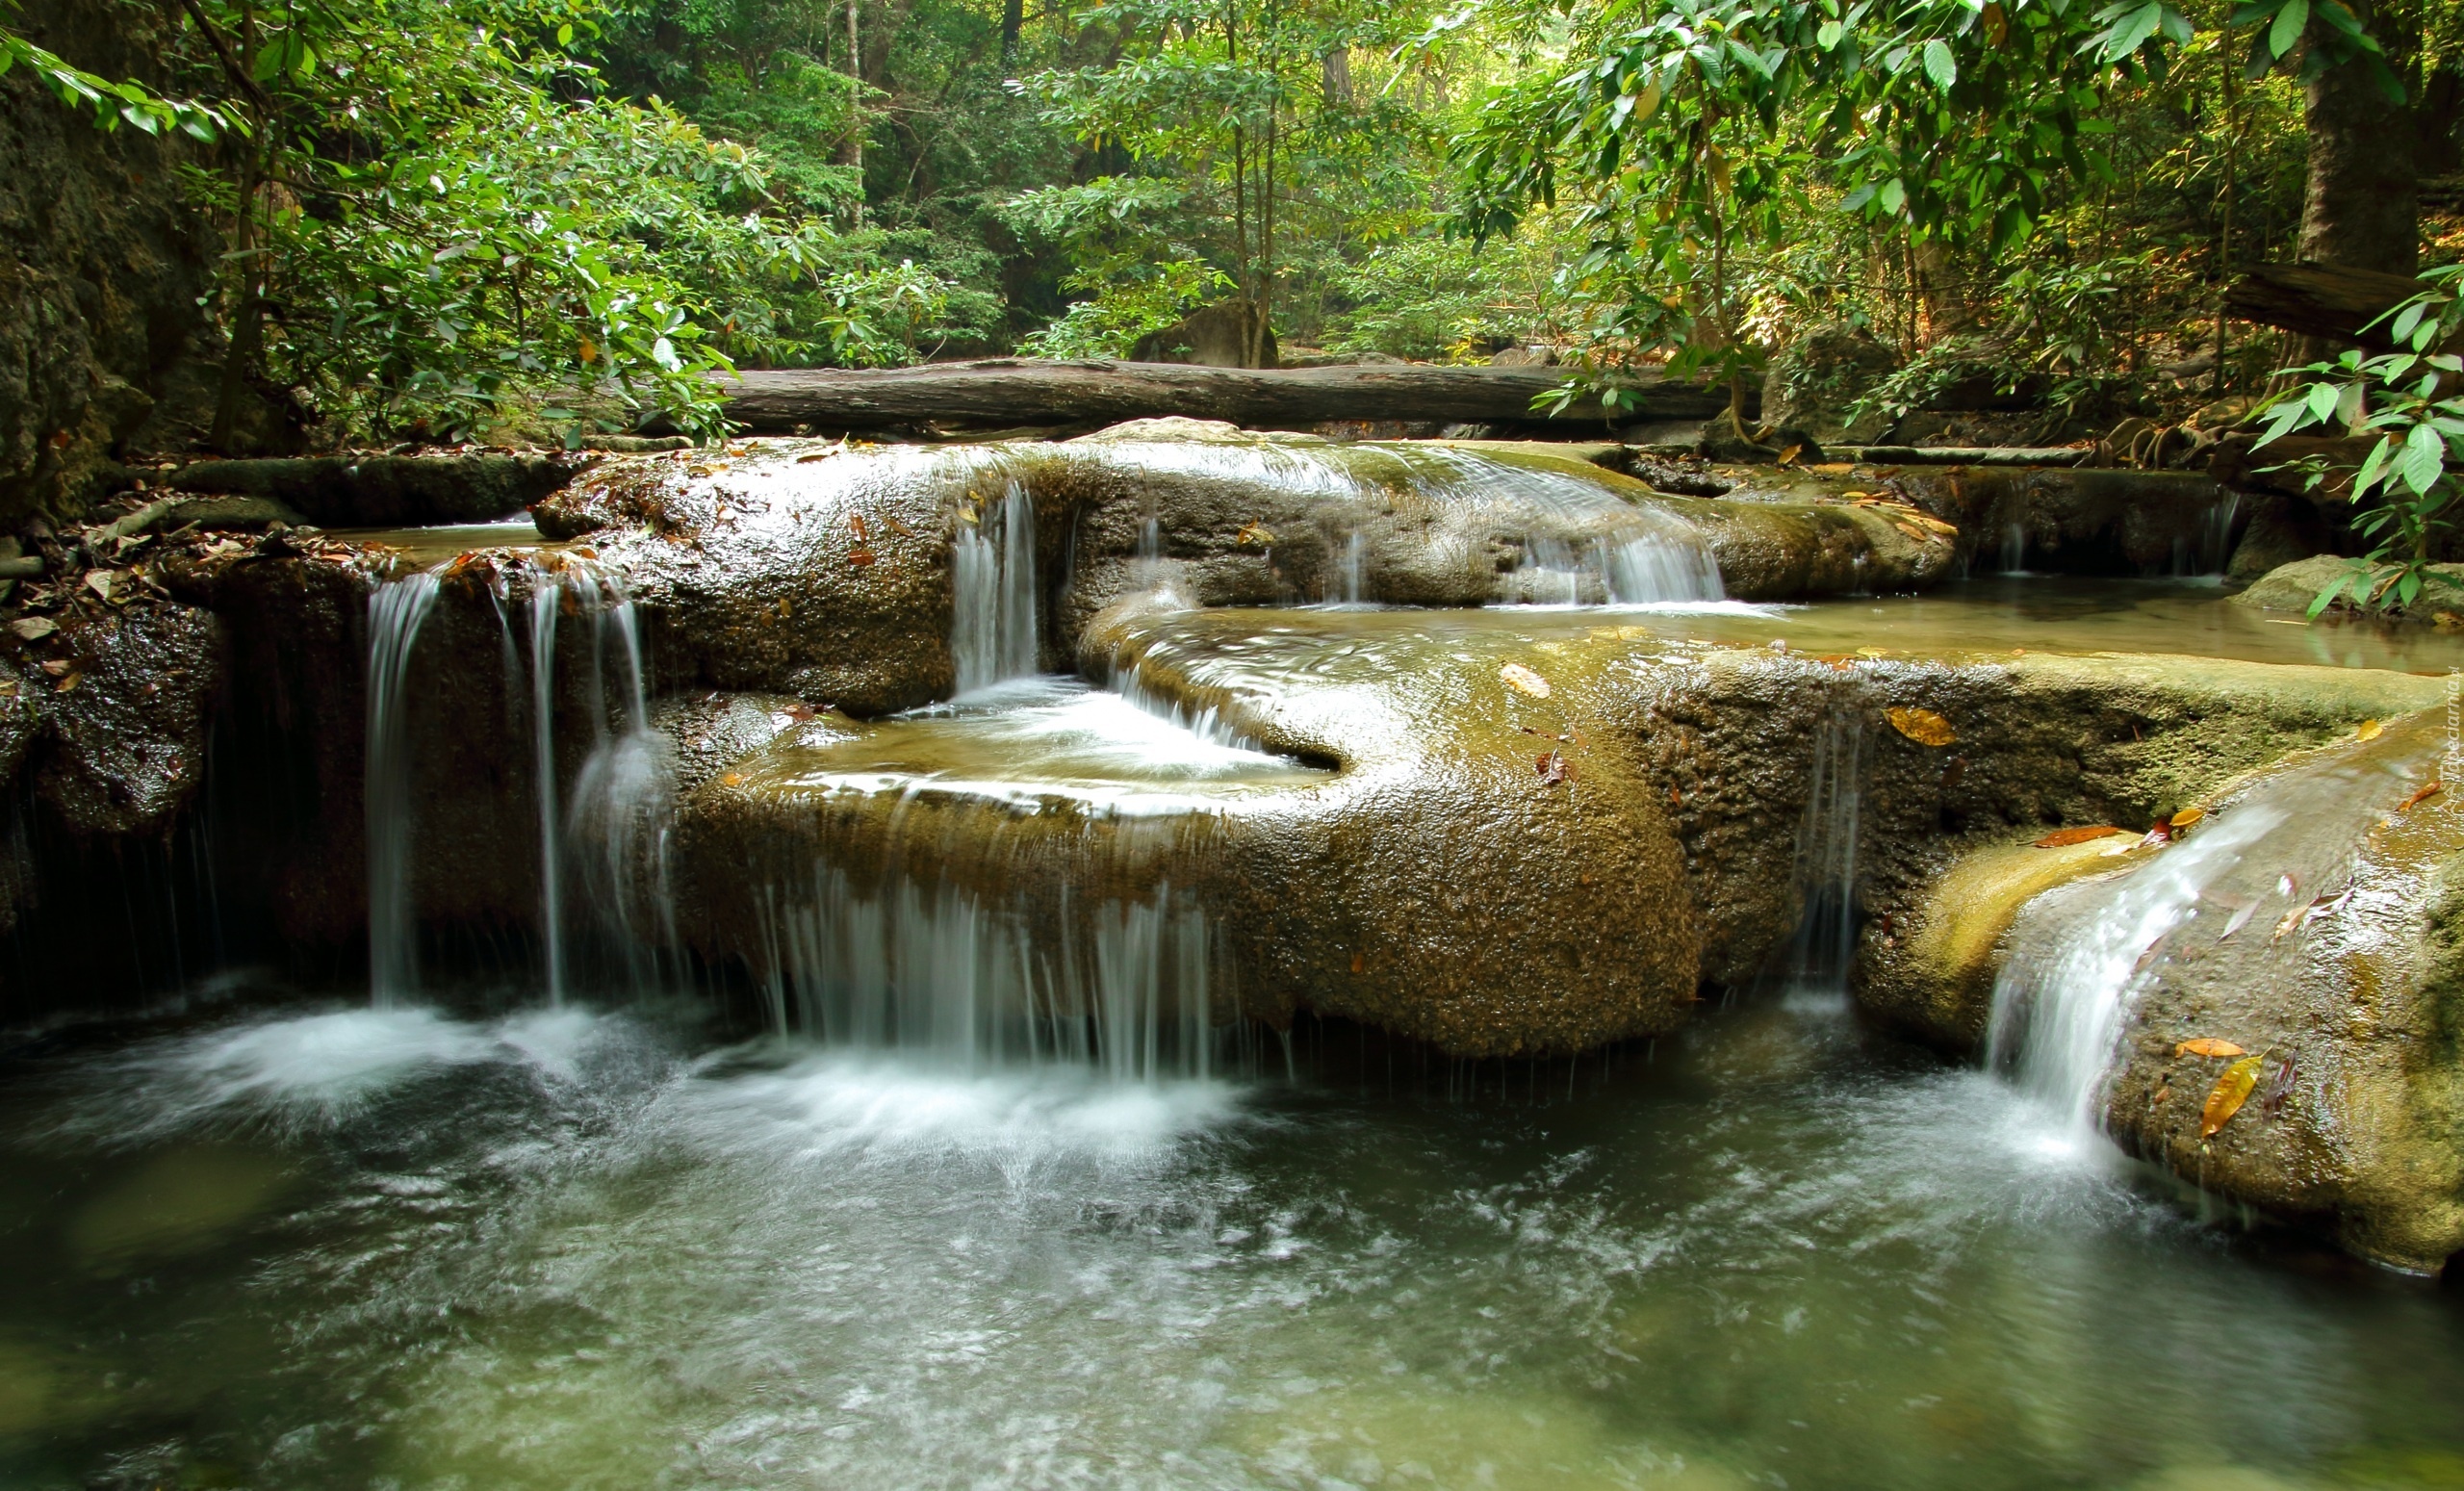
[3, 0, 2459, 445]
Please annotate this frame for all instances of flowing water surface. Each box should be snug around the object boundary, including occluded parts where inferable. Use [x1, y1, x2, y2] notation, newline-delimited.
[2, 990, 2460, 1491]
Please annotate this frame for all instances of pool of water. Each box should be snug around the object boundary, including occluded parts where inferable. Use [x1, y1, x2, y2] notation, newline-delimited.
[4, 990, 2458, 1491]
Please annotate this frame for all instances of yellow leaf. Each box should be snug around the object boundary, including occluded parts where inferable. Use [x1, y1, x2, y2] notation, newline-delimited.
[2200, 1056, 2263, 1139]
[1236, 521, 1275, 547]
[721, 772, 746, 787]
[2174, 1038, 2246, 1059]
[2355, 718, 2382, 741]
[2169, 806, 2206, 830]
[2035, 825, 2123, 848]
[1500, 662, 1552, 699]
[1886, 707, 1956, 747]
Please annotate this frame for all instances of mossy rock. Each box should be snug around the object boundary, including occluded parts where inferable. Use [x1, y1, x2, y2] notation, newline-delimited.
[2232, 554, 2464, 626]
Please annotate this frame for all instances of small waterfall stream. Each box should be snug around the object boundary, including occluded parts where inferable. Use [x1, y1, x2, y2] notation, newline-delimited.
[365, 570, 442, 1008]
[951, 481, 1040, 693]
[756, 875, 1223, 1080]
[527, 563, 673, 1004]
[1986, 805, 2285, 1128]
[1773, 701, 1865, 993]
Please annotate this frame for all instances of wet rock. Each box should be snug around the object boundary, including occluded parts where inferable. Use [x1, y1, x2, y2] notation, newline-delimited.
[164, 453, 584, 528]
[1895, 466, 2245, 576]
[1604, 649, 2436, 994]
[668, 601, 1705, 1057]
[2223, 494, 2328, 583]
[2087, 714, 2462, 1271]
[2232, 554, 2464, 624]
[17, 602, 219, 836]
[538, 443, 961, 713]
[1761, 322, 1900, 444]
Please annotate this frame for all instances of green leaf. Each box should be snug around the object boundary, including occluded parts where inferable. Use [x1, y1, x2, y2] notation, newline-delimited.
[2104, 2, 2163, 59]
[1817, 18, 1844, 46]
[2401, 424, 2446, 494]
[2268, 0, 2309, 60]
[1878, 177, 1907, 215]
[1922, 39, 1957, 90]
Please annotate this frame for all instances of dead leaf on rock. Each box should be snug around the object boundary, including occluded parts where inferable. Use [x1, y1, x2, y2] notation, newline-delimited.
[2259, 1055, 2297, 1118]
[721, 772, 746, 787]
[2355, 718, 2383, 741]
[2398, 780, 2442, 811]
[53, 674, 79, 693]
[9, 617, 56, 641]
[2035, 825, 2123, 848]
[2175, 1038, 2247, 1059]
[1535, 751, 1572, 785]
[1236, 522, 1275, 548]
[1886, 707, 1956, 746]
[1500, 662, 1552, 699]
[2169, 807, 2206, 830]
[2200, 1056, 2263, 1139]
[850, 514, 869, 541]
[846, 549, 877, 567]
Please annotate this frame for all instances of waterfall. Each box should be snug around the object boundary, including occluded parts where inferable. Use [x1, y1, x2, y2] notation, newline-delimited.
[528, 564, 673, 1004]
[757, 874, 1222, 1080]
[1986, 805, 2284, 1128]
[2200, 491, 2243, 575]
[1773, 702, 1864, 990]
[1510, 522, 1724, 606]
[1333, 529, 1367, 604]
[2000, 523, 2027, 575]
[366, 570, 442, 1008]
[952, 482, 1040, 694]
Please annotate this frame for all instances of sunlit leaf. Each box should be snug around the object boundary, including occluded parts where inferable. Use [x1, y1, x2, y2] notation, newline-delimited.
[1500, 662, 1553, 698]
[2200, 1056, 2263, 1138]
[2035, 825, 2124, 847]
[1886, 706, 1955, 746]
[2175, 1038, 2246, 1058]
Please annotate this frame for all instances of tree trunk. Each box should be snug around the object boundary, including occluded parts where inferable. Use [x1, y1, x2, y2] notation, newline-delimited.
[2222, 260, 2429, 347]
[2291, 10, 2420, 362]
[708, 359, 1744, 433]
[1000, 0, 1022, 61]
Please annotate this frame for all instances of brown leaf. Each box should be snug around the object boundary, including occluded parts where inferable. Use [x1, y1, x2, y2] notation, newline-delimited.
[2035, 825, 2123, 848]
[850, 514, 869, 541]
[1500, 662, 1552, 699]
[9, 617, 57, 642]
[1350, 951, 1365, 974]
[1535, 750, 1570, 786]
[2174, 1038, 2247, 1059]
[1236, 521, 1275, 547]
[53, 673, 79, 693]
[2398, 780, 2442, 811]
[1886, 707, 1956, 747]
[2200, 1056, 2263, 1139]
[2260, 1055, 2297, 1118]
[721, 772, 746, 787]
[886, 515, 915, 538]
[846, 549, 877, 567]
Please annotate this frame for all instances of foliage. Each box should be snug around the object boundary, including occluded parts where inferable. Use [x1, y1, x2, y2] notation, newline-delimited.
[2252, 267, 2464, 617]
[0, 26, 230, 138]
[1018, 258, 1229, 357]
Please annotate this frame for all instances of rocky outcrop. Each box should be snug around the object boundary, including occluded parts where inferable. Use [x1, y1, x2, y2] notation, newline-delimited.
[1, 0, 227, 533]
[1892, 465, 2245, 576]
[2233, 554, 2464, 624]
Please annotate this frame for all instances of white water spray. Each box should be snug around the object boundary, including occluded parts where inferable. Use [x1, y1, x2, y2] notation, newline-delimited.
[952, 481, 1040, 693]
[366, 571, 442, 1008]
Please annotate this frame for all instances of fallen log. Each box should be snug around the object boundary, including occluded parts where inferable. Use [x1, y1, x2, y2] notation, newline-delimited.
[2221, 261, 2434, 347]
[713, 358, 1734, 434]
[1844, 446, 2089, 468]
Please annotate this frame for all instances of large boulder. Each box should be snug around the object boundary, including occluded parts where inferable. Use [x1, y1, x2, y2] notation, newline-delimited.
[1760, 322, 1900, 443]
[2232, 554, 2464, 624]
[666, 600, 1706, 1056]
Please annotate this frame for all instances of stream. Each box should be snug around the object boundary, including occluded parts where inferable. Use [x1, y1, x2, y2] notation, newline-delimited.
[5, 555, 2463, 1489]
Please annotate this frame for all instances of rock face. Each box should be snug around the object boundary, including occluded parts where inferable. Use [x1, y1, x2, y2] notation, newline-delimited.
[1761, 323, 1900, 443]
[0, 0, 227, 533]
[2040, 715, 2462, 1272]
[1893, 465, 2245, 576]
[2233, 554, 2464, 624]
[667, 601, 1707, 1057]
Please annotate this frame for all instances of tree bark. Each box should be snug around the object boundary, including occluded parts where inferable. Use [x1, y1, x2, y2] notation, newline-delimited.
[710, 359, 1741, 433]
[2222, 261, 2430, 347]
[2291, 7, 2417, 372]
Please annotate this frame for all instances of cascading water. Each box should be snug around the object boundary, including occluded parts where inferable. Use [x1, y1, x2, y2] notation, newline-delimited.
[756, 873, 1223, 1080]
[1772, 699, 1865, 993]
[1986, 804, 2285, 1129]
[2000, 522, 2028, 575]
[951, 481, 1040, 693]
[365, 570, 442, 1008]
[527, 563, 676, 1003]
[1333, 529, 1367, 604]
